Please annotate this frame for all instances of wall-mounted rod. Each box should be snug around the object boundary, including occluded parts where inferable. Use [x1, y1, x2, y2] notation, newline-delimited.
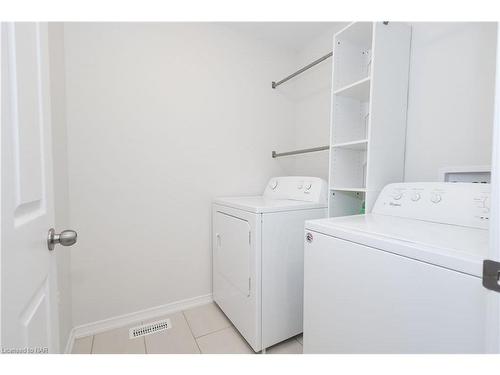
[272, 145, 329, 158]
[272, 51, 333, 89]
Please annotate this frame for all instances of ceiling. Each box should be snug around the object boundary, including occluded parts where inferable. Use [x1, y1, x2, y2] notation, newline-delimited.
[224, 22, 345, 52]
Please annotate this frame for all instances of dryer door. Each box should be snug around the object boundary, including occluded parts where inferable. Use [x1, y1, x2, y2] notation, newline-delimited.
[214, 211, 251, 297]
[213, 208, 261, 351]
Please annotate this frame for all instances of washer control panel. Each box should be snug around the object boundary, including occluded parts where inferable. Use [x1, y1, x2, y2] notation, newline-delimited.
[264, 176, 328, 204]
[372, 182, 491, 229]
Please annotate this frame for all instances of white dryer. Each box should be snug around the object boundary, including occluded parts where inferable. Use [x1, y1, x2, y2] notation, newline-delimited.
[303, 182, 491, 353]
[213, 176, 327, 352]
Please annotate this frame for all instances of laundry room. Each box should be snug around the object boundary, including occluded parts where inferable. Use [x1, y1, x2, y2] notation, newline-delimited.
[2, 5, 500, 365]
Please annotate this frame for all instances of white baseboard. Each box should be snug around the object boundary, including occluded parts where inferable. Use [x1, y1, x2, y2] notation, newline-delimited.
[65, 293, 213, 353]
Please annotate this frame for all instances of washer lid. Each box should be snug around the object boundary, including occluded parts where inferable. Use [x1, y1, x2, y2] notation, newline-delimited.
[305, 214, 489, 277]
[214, 196, 327, 214]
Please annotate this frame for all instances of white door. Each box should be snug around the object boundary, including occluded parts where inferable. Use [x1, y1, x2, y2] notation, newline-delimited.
[1, 23, 60, 354]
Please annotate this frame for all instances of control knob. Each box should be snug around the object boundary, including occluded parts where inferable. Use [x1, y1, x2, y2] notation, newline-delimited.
[411, 193, 421, 202]
[430, 193, 442, 204]
[391, 192, 403, 200]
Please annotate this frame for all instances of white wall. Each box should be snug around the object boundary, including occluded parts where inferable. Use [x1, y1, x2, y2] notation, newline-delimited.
[404, 22, 497, 181]
[63, 23, 297, 326]
[47, 23, 73, 348]
[285, 24, 347, 181]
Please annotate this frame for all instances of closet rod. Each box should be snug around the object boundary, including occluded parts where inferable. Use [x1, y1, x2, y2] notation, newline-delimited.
[271, 51, 333, 89]
[272, 145, 329, 158]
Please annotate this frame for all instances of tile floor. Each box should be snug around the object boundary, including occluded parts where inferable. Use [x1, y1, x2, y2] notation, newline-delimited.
[71, 302, 303, 354]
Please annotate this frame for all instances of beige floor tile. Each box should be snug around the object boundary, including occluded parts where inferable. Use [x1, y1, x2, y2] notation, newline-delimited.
[196, 326, 254, 354]
[183, 303, 231, 338]
[92, 325, 146, 354]
[296, 334, 303, 345]
[72, 336, 93, 354]
[266, 338, 303, 354]
[143, 312, 200, 354]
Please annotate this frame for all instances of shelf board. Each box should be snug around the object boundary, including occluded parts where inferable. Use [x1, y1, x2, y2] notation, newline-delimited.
[334, 76, 370, 101]
[330, 187, 367, 193]
[331, 139, 368, 150]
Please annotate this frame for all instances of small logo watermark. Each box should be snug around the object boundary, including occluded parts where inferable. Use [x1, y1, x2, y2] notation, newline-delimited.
[1, 347, 49, 354]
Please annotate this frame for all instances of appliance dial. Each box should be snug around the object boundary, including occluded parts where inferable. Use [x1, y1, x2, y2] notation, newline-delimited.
[411, 193, 421, 202]
[392, 192, 402, 200]
[305, 183, 312, 191]
[430, 193, 442, 203]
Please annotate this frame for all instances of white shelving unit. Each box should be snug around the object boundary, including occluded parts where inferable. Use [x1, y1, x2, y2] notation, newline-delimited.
[328, 22, 412, 217]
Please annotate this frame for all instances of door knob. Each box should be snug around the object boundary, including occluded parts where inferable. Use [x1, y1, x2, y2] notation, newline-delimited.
[47, 228, 77, 251]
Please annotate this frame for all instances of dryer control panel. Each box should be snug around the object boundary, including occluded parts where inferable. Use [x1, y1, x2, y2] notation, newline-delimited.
[263, 176, 328, 204]
[372, 182, 491, 229]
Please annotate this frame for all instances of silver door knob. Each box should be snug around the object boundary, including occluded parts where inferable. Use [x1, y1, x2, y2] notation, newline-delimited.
[47, 228, 77, 251]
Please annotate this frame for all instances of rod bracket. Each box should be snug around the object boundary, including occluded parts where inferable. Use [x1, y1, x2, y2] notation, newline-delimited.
[272, 151, 277, 158]
[271, 81, 277, 89]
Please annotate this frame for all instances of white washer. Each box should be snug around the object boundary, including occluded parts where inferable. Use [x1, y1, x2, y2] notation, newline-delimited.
[213, 176, 327, 352]
[303, 182, 491, 353]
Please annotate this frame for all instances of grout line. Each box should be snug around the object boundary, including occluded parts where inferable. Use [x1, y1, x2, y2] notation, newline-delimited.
[182, 310, 202, 354]
[231, 326, 254, 354]
[295, 334, 303, 346]
[192, 325, 232, 340]
[186, 304, 252, 353]
[140, 316, 147, 354]
[185, 302, 232, 340]
[184, 309, 253, 354]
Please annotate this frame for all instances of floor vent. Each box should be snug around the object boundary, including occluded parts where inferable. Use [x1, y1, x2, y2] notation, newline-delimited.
[129, 318, 172, 339]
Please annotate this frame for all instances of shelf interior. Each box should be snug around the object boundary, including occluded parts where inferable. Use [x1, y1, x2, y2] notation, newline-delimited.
[330, 147, 367, 190]
[331, 96, 370, 144]
[336, 22, 373, 49]
[333, 22, 373, 90]
[329, 189, 365, 217]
